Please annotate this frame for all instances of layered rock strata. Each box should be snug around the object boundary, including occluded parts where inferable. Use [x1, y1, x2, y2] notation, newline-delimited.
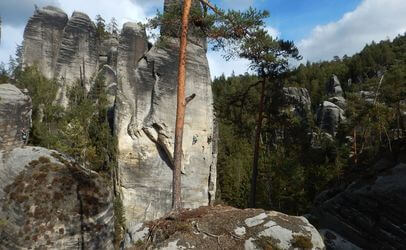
[55, 11, 99, 105]
[0, 84, 32, 151]
[22, 6, 68, 79]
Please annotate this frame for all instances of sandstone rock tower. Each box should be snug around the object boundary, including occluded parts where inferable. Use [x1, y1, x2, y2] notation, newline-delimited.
[115, 0, 217, 226]
[21, 2, 217, 228]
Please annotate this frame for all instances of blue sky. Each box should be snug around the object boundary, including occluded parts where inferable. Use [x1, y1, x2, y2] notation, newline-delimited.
[1, 0, 406, 78]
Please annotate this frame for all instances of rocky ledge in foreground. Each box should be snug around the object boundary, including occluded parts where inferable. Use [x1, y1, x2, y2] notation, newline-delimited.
[0, 146, 114, 249]
[124, 206, 325, 250]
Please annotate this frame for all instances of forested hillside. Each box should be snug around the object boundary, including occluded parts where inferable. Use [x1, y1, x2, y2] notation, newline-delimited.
[214, 33, 406, 214]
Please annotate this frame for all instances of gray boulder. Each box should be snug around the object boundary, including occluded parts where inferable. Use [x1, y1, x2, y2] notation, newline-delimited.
[22, 6, 68, 79]
[316, 101, 345, 136]
[0, 84, 32, 151]
[124, 206, 325, 250]
[115, 21, 217, 225]
[0, 147, 114, 249]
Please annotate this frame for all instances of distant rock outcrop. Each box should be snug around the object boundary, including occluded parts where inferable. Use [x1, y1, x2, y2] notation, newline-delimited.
[326, 75, 343, 97]
[283, 87, 312, 122]
[124, 206, 325, 250]
[0, 147, 114, 249]
[317, 75, 346, 136]
[0, 84, 31, 151]
[316, 101, 345, 136]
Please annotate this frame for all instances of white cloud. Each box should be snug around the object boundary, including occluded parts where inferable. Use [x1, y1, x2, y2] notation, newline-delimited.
[207, 50, 251, 79]
[207, 25, 280, 78]
[266, 26, 280, 39]
[58, 0, 152, 27]
[298, 0, 406, 62]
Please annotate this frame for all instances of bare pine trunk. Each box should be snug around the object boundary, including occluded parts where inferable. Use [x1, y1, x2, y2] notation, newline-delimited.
[172, 0, 192, 211]
[250, 79, 266, 208]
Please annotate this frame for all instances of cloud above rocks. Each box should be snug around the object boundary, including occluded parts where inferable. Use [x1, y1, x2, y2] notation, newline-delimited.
[0, 0, 59, 27]
[298, 0, 406, 62]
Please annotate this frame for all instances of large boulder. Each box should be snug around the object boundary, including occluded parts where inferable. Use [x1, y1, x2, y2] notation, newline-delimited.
[0, 84, 32, 151]
[115, 22, 217, 226]
[22, 6, 68, 79]
[0, 147, 114, 249]
[123, 206, 325, 250]
[316, 101, 345, 136]
[311, 153, 406, 249]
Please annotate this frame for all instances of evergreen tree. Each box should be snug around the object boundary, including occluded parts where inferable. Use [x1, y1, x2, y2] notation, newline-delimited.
[107, 17, 119, 35]
[95, 14, 107, 40]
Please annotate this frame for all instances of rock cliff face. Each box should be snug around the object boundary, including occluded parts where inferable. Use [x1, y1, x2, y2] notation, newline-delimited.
[55, 11, 99, 105]
[115, 19, 217, 226]
[23, 7, 98, 107]
[123, 206, 325, 250]
[0, 147, 114, 249]
[0, 84, 32, 151]
[22, 2, 217, 231]
[22, 6, 68, 79]
[310, 145, 406, 249]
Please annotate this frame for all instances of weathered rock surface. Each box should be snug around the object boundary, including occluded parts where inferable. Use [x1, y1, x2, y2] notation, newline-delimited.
[55, 11, 99, 106]
[124, 206, 325, 250]
[311, 150, 406, 249]
[115, 21, 217, 225]
[0, 147, 114, 249]
[22, 6, 68, 79]
[316, 101, 345, 136]
[0, 84, 32, 151]
[23, 7, 99, 107]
